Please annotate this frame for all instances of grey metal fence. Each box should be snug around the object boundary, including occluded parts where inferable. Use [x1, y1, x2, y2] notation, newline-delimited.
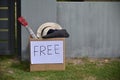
[57, 2, 120, 58]
[20, 1, 120, 60]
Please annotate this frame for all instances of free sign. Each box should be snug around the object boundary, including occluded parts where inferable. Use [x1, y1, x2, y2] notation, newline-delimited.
[30, 40, 64, 64]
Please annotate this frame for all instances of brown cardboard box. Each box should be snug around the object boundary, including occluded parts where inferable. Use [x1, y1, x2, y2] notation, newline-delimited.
[30, 38, 65, 71]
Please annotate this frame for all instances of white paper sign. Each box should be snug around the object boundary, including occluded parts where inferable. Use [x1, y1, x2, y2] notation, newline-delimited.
[30, 40, 63, 64]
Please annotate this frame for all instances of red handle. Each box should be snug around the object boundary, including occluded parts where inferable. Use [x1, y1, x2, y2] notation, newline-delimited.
[18, 16, 28, 27]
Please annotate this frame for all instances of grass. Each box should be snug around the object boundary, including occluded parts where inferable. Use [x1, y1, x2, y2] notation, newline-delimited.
[0, 56, 120, 80]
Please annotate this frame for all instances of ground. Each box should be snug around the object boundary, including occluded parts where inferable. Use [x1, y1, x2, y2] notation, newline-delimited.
[0, 56, 120, 80]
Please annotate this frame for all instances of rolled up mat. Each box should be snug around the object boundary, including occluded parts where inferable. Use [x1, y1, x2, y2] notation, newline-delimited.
[37, 22, 62, 38]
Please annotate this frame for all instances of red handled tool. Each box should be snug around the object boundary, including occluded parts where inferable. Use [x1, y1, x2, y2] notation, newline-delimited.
[18, 16, 38, 39]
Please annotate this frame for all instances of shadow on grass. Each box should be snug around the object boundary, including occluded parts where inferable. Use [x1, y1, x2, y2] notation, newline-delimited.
[11, 60, 30, 72]
[0, 72, 15, 80]
[0, 56, 15, 80]
[0, 55, 30, 72]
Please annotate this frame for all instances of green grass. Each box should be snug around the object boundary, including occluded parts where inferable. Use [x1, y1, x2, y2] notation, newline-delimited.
[0, 56, 120, 80]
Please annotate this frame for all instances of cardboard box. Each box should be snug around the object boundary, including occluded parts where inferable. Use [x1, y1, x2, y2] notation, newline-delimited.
[30, 38, 65, 71]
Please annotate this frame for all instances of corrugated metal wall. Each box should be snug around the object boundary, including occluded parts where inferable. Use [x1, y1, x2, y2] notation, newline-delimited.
[21, 0, 56, 60]
[57, 2, 120, 58]
[21, 1, 120, 60]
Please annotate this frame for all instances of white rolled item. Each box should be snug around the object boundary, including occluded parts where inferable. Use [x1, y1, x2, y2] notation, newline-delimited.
[37, 22, 62, 38]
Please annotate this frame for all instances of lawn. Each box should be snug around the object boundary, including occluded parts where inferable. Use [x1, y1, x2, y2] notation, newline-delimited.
[0, 56, 120, 80]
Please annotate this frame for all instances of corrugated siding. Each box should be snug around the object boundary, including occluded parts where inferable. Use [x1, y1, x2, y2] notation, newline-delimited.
[21, 0, 56, 60]
[57, 2, 120, 58]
